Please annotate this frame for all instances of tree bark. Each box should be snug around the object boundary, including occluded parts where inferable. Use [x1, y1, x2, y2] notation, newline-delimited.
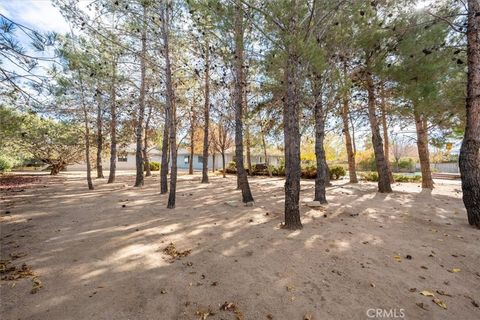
[222, 151, 226, 178]
[78, 72, 93, 190]
[414, 108, 434, 189]
[313, 79, 327, 204]
[95, 89, 104, 179]
[107, 59, 117, 184]
[283, 51, 302, 229]
[341, 62, 358, 183]
[365, 69, 392, 193]
[144, 103, 153, 177]
[201, 42, 210, 183]
[459, 0, 480, 228]
[160, 119, 169, 194]
[134, 5, 147, 187]
[233, 0, 254, 203]
[380, 83, 394, 182]
[189, 103, 195, 175]
[341, 94, 358, 183]
[245, 121, 252, 175]
[212, 154, 215, 172]
[261, 131, 272, 177]
[160, 1, 177, 209]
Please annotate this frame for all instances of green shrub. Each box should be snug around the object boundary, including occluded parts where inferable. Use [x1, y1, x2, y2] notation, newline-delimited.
[301, 164, 317, 179]
[393, 174, 421, 183]
[359, 171, 379, 182]
[0, 155, 17, 172]
[271, 164, 285, 176]
[226, 161, 237, 174]
[329, 166, 346, 180]
[149, 161, 160, 171]
[397, 157, 414, 171]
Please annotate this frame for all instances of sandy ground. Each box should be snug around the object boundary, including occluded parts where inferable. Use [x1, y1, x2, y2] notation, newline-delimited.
[1, 171, 479, 320]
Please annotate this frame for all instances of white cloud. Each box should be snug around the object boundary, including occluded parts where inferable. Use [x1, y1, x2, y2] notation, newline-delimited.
[0, 0, 70, 33]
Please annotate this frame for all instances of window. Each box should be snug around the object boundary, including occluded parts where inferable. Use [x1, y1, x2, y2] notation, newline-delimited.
[118, 154, 128, 162]
[184, 155, 190, 164]
[198, 156, 204, 163]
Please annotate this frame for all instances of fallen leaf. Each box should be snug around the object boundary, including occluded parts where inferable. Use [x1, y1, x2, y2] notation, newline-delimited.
[416, 302, 429, 310]
[433, 298, 447, 309]
[420, 290, 435, 297]
[449, 268, 461, 273]
[394, 255, 402, 262]
[436, 290, 452, 297]
[303, 314, 313, 320]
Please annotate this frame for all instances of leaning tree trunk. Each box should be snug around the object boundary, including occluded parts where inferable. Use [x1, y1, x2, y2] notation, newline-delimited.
[380, 84, 394, 182]
[459, 0, 480, 228]
[161, 1, 177, 209]
[95, 89, 104, 179]
[107, 60, 117, 184]
[201, 42, 210, 183]
[283, 51, 302, 230]
[144, 103, 153, 177]
[134, 6, 147, 188]
[313, 80, 327, 204]
[365, 70, 392, 193]
[233, 0, 254, 203]
[414, 108, 434, 189]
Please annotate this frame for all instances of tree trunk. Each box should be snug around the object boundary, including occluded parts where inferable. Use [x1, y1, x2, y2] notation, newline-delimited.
[160, 121, 169, 194]
[107, 60, 117, 184]
[201, 42, 210, 183]
[222, 151, 226, 178]
[341, 95, 358, 183]
[380, 84, 394, 183]
[77, 70, 94, 190]
[414, 108, 434, 189]
[245, 121, 252, 175]
[212, 154, 215, 172]
[459, 0, 480, 228]
[189, 104, 195, 175]
[161, 1, 177, 209]
[134, 5, 147, 188]
[261, 131, 272, 177]
[233, 0, 254, 204]
[95, 89, 104, 179]
[313, 80, 327, 204]
[341, 62, 358, 183]
[283, 51, 302, 229]
[144, 103, 153, 177]
[365, 69, 392, 193]
[50, 162, 65, 175]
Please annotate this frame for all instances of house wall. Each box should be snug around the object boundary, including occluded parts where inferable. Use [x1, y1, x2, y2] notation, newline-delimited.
[67, 152, 282, 171]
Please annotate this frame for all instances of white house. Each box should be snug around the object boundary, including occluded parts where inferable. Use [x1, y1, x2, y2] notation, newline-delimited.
[68, 144, 283, 171]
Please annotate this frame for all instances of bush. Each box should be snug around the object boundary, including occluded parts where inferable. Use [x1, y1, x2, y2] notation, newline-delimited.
[329, 166, 346, 180]
[359, 171, 379, 182]
[149, 161, 160, 171]
[271, 164, 285, 176]
[393, 173, 421, 183]
[301, 164, 317, 179]
[395, 157, 415, 172]
[226, 161, 237, 174]
[0, 155, 17, 172]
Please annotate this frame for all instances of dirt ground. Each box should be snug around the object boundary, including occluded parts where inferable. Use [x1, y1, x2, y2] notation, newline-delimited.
[1, 171, 479, 320]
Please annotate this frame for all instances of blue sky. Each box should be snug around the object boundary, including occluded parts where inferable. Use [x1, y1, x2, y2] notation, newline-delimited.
[0, 0, 70, 33]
